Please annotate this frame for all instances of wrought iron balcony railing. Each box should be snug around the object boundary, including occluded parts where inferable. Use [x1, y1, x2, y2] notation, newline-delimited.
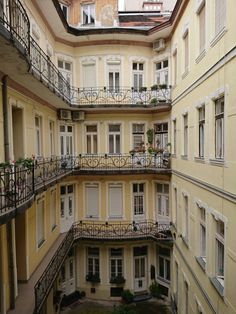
[74, 152, 170, 172]
[70, 86, 171, 107]
[0, 153, 170, 221]
[73, 220, 172, 241]
[0, 0, 172, 107]
[0, 156, 73, 220]
[0, 0, 30, 53]
[34, 225, 74, 314]
[34, 220, 172, 313]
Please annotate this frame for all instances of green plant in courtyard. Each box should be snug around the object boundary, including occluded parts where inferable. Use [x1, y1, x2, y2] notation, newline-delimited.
[121, 289, 134, 304]
[113, 305, 137, 314]
[149, 280, 160, 298]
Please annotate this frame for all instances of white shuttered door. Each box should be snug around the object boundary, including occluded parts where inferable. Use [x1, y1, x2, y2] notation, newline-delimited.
[86, 184, 99, 218]
[109, 184, 123, 218]
[83, 64, 96, 89]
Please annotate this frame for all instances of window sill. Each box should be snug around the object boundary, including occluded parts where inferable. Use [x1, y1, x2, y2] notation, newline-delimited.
[194, 156, 205, 163]
[37, 239, 45, 249]
[210, 27, 227, 48]
[157, 276, 170, 285]
[195, 49, 206, 64]
[210, 276, 224, 297]
[181, 155, 188, 160]
[209, 158, 225, 167]
[182, 235, 189, 248]
[195, 256, 206, 272]
[51, 224, 57, 232]
[182, 69, 189, 79]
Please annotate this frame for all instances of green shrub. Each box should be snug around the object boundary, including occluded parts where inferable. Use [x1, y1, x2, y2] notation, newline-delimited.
[121, 289, 134, 304]
[113, 305, 137, 314]
[149, 281, 160, 298]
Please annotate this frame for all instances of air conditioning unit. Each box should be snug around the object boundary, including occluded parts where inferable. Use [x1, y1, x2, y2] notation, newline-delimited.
[58, 109, 71, 120]
[153, 38, 165, 52]
[72, 111, 85, 121]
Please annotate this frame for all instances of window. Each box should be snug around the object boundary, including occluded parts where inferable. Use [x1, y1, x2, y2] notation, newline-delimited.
[83, 63, 96, 89]
[199, 207, 206, 262]
[184, 281, 189, 314]
[215, 220, 225, 286]
[108, 63, 120, 92]
[173, 187, 178, 227]
[60, 3, 69, 21]
[132, 124, 145, 150]
[154, 123, 168, 150]
[35, 115, 42, 157]
[133, 183, 145, 217]
[110, 248, 123, 279]
[108, 124, 121, 154]
[198, 106, 205, 158]
[82, 4, 95, 25]
[215, 97, 224, 159]
[215, 0, 226, 35]
[156, 183, 169, 220]
[86, 125, 97, 154]
[173, 50, 177, 86]
[85, 183, 99, 218]
[158, 247, 171, 281]
[58, 59, 72, 85]
[50, 188, 57, 231]
[60, 124, 73, 156]
[175, 262, 179, 304]
[198, 3, 206, 52]
[183, 115, 188, 156]
[108, 184, 123, 218]
[155, 60, 168, 85]
[87, 247, 99, 277]
[183, 31, 189, 72]
[49, 120, 55, 156]
[173, 120, 177, 155]
[133, 62, 144, 91]
[183, 196, 189, 241]
[36, 196, 45, 248]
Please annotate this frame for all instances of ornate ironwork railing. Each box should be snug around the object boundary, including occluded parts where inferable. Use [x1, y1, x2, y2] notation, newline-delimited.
[74, 152, 170, 171]
[70, 86, 171, 106]
[74, 220, 172, 241]
[34, 225, 74, 314]
[0, 156, 73, 218]
[0, 0, 30, 53]
[30, 37, 71, 103]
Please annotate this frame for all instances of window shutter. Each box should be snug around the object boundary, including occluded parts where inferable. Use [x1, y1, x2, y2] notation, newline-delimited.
[86, 184, 99, 217]
[83, 64, 96, 88]
[109, 184, 123, 218]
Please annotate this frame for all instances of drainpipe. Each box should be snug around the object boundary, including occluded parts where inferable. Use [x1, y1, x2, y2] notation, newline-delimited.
[2, 75, 15, 309]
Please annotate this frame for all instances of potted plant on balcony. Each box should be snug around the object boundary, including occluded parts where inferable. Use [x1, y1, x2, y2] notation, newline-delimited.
[159, 83, 167, 89]
[86, 273, 101, 283]
[151, 84, 158, 91]
[146, 128, 154, 146]
[139, 86, 147, 92]
[110, 275, 126, 285]
[150, 98, 158, 106]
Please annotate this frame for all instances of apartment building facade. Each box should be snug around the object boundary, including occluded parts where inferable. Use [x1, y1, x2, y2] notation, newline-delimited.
[0, 0, 235, 314]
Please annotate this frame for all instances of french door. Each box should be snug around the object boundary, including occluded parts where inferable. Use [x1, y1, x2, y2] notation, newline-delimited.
[60, 184, 74, 233]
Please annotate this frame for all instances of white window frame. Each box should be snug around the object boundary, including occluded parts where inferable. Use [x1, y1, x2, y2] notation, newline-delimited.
[108, 124, 121, 154]
[85, 124, 98, 154]
[81, 3, 95, 25]
[59, 124, 74, 156]
[132, 123, 145, 150]
[173, 119, 177, 155]
[199, 207, 206, 262]
[197, 1, 206, 54]
[108, 183, 123, 219]
[50, 187, 57, 231]
[110, 248, 123, 279]
[58, 59, 72, 85]
[132, 62, 144, 91]
[133, 183, 145, 217]
[87, 247, 100, 276]
[60, 3, 69, 21]
[183, 114, 188, 156]
[85, 183, 99, 219]
[156, 183, 169, 219]
[198, 106, 205, 158]
[49, 120, 55, 156]
[215, 0, 226, 36]
[35, 115, 43, 157]
[107, 63, 120, 92]
[154, 122, 169, 150]
[215, 219, 225, 286]
[154, 59, 169, 86]
[215, 97, 224, 159]
[183, 195, 189, 242]
[36, 195, 45, 249]
[158, 247, 171, 282]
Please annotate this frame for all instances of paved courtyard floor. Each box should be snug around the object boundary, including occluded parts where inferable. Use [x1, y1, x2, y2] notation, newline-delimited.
[62, 298, 173, 314]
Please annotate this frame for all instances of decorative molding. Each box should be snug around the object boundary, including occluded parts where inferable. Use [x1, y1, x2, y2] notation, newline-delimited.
[80, 56, 97, 65]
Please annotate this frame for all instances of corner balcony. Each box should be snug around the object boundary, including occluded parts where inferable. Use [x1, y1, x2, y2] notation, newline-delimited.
[0, 0, 172, 110]
[73, 152, 171, 175]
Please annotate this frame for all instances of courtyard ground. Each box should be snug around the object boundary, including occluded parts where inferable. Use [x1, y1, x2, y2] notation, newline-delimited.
[61, 298, 173, 314]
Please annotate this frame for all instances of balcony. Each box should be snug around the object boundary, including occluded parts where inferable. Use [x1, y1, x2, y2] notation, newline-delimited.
[73, 220, 172, 242]
[0, 0, 172, 109]
[0, 153, 170, 224]
[74, 152, 171, 175]
[70, 86, 171, 108]
[0, 156, 73, 224]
